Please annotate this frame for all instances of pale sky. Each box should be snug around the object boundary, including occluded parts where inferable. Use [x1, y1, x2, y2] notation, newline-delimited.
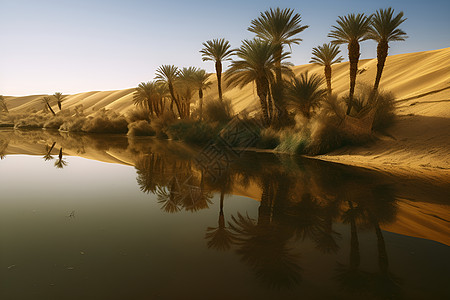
[1, 0, 449, 96]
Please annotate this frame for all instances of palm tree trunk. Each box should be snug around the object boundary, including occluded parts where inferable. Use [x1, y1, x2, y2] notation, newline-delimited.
[216, 61, 223, 101]
[256, 80, 270, 126]
[371, 215, 389, 274]
[267, 87, 273, 124]
[198, 88, 203, 121]
[47, 103, 56, 116]
[324, 64, 332, 95]
[347, 41, 360, 115]
[373, 40, 389, 92]
[57, 101, 62, 111]
[168, 83, 183, 118]
[274, 45, 283, 84]
[348, 201, 360, 269]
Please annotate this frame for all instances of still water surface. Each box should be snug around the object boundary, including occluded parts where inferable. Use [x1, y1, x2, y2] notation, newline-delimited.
[0, 129, 449, 299]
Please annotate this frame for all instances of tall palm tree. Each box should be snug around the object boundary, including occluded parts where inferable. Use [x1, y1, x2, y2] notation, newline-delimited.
[248, 7, 308, 84]
[0, 95, 8, 113]
[285, 71, 327, 119]
[367, 7, 407, 92]
[41, 96, 56, 116]
[329, 13, 372, 115]
[226, 38, 291, 126]
[155, 65, 182, 118]
[200, 38, 233, 101]
[191, 69, 212, 121]
[309, 43, 343, 95]
[53, 92, 66, 111]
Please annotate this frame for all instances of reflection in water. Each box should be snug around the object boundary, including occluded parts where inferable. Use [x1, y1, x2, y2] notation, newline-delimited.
[0, 129, 448, 298]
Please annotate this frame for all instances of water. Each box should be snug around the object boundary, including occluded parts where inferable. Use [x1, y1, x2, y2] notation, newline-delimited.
[0, 129, 449, 299]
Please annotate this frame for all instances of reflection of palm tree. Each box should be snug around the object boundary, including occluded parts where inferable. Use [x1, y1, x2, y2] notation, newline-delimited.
[334, 200, 369, 294]
[0, 138, 8, 160]
[314, 198, 341, 254]
[156, 184, 183, 214]
[229, 212, 301, 290]
[205, 189, 236, 251]
[54, 148, 68, 169]
[43, 142, 56, 161]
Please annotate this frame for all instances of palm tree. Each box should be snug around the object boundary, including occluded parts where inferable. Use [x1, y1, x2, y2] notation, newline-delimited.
[53, 92, 66, 111]
[329, 13, 372, 115]
[285, 72, 327, 119]
[177, 67, 198, 118]
[0, 95, 8, 113]
[226, 38, 291, 126]
[43, 142, 56, 161]
[367, 7, 407, 92]
[309, 43, 343, 95]
[54, 148, 68, 169]
[200, 38, 233, 101]
[133, 81, 165, 117]
[248, 7, 308, 84]
[155, 65, 183, 118]
[41, 96, 56, 116]
[191, 69, 212, 121]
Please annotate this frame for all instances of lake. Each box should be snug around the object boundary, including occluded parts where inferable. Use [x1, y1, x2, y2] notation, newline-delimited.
[0, 129, 449, 299]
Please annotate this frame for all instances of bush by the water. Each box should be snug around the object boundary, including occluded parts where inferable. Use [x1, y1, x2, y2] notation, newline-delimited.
[203, 98, 234, 123]
[127, 120, 156, 136]
[166, 120, 217, 144]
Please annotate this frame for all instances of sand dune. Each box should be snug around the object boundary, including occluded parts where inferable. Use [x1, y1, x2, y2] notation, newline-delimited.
[3, 47, 450, 181]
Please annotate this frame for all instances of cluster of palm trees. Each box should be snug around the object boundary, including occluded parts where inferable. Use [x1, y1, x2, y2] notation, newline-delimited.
[133, 65, 212, 120]
[134, 7, 406, 129]
[40, 92, 66, 115]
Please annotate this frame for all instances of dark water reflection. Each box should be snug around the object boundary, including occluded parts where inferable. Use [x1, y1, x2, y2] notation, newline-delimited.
[0, 129, 449, 299]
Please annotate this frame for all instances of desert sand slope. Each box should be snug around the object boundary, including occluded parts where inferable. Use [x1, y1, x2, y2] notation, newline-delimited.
[3, 48, 450, 180]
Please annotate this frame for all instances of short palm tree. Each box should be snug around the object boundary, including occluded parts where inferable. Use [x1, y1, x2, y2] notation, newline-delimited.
[226, 38, 291, 126]
[329, 13, 372, 115]
[53, 92, 66, 111]
[177, 67, 198, 118]
[0, 95, 8, 113]
[41, 96, 56, 115]
[43, 142, 56, 161]
[155, 65, 182, 118]
[367, 7, 407, 92]
[285, 72, 327, 119]
[191, 69, 212, 121]
[133, 81, 162, 117]
[200, 38, 233, 101]
[248, 7, 308, 84]
[309, 43, 343, 95]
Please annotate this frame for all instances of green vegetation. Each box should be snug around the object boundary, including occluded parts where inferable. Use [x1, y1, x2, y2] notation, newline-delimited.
[0, 6, 406, 155]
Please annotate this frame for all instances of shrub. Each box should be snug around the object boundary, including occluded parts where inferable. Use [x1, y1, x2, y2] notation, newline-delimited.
[60, 117, 86, 132]
[14, 114, 47, 129]
[44, 116, 65, 129]
[203, 98, 234, 123]
[81, 114, 128, 134]
[127, 108, 151, 123]
[256, 128, 280, 149]
[166, 120, 217, 144]
[127, 120, 156, 136]
[275, 130, 309, 154]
